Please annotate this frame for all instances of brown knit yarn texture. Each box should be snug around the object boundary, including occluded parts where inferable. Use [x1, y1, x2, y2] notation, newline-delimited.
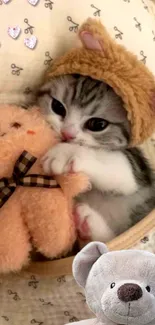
[45, 18, 155, 146]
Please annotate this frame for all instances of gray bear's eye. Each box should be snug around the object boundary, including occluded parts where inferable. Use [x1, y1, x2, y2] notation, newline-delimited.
[110, 282, 115, 289]
[146, 286, 151, 293]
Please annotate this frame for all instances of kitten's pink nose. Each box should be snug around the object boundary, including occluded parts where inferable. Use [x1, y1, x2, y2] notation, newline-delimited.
[61, 130, 75, 141]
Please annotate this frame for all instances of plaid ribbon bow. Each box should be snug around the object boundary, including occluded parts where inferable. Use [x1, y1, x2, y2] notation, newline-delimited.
[0, 150, 59, 209]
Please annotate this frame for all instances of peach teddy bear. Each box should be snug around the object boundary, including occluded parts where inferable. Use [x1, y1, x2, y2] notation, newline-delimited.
[0, 104, 89, 273]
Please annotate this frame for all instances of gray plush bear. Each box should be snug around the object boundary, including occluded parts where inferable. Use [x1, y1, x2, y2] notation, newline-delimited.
[66, 242, 155, 325]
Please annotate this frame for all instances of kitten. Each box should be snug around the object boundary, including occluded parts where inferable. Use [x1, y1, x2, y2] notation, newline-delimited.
[37, 74, 155, 242]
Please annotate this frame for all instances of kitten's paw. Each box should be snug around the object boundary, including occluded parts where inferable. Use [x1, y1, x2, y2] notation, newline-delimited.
[74, 204, 92, 241]
[74, 203, 115, 242]
[42, 143, 75, 175]
[42, 143, 88, 175]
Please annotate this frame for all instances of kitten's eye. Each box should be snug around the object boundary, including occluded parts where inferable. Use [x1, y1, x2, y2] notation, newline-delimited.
[84, 118, 109, 132]
[51, 98, 66, 118]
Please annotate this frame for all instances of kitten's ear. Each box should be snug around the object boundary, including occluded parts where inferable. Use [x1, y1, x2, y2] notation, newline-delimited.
[80, 31, 103, 51]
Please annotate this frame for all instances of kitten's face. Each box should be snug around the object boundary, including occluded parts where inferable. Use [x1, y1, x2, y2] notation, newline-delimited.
[37, 75, 130, 150]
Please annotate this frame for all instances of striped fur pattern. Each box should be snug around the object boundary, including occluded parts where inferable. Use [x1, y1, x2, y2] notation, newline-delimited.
[38, 75, 130, 150]
[38, 75, 155, 242]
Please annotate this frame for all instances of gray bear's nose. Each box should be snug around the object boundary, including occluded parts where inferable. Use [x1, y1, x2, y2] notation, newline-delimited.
[117, 283, 143, 302]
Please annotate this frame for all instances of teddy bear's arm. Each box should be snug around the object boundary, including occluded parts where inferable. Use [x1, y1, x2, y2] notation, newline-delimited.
[55, 173, 90, 199]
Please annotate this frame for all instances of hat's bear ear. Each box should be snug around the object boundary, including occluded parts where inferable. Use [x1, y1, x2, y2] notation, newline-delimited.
[80, 31, 103, 51]
[72, 242, 108, 288]
[79, 18, 112, 53]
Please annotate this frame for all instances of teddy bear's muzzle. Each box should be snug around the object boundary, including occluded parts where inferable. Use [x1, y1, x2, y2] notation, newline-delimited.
[100, 281, 155, 325]
[117, 283, 143, 303]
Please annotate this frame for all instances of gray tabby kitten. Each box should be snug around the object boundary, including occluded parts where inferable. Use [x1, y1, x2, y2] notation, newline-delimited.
[37, 74, 155, 242]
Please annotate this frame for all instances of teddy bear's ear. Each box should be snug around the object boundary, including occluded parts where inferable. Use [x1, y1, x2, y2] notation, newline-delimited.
[72, 241, 108, 288]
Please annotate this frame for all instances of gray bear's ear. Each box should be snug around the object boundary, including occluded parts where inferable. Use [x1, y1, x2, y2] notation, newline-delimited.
[72, 241, 108, 288]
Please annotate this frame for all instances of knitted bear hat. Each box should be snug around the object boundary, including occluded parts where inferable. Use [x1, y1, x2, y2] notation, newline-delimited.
[45, 18, 155, 146]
